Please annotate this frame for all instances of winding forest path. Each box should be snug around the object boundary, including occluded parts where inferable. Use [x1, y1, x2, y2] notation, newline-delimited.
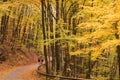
[0, 64, 39, 80]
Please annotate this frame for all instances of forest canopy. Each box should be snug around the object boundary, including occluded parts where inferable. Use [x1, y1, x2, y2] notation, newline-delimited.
[1, 0, 120, 79]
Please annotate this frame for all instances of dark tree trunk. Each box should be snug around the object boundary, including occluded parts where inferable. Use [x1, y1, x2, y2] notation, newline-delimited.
[47, 1, 56, 74]
[117, 45, 120, 79]
[86, 53, 91, 79]
[1, 14, 9, 44]
[41, 0, 49, 74]
[113, 21, 120, 79]
[55, 0, 60, 75]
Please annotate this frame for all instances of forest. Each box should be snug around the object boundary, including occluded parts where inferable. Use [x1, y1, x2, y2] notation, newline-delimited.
[0, 0, 120, 80]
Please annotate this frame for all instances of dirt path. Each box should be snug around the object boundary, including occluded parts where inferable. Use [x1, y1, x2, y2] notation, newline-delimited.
[0, 64, 39, 80]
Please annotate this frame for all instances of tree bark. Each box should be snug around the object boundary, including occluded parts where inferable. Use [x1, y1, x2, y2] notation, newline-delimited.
[55, 0, 60, 75]
[41, 0, 49, 74]
[0, 0, 9, 43]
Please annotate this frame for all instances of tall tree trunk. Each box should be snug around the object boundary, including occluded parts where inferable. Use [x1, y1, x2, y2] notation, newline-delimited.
[47, 0, 56, 74]
[55, 0, 60, 75]
[113, 21, 120, 79]
[41, 0, 49, 74]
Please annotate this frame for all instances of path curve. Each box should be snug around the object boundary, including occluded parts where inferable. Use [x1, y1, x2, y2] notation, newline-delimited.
[0, 64, 39, 80]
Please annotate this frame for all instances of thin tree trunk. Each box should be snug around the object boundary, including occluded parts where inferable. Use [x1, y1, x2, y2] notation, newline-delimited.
[1, 0, 9, 43]
[55, 0, 60, 75]
[1, 14, 9, 44]
[86, 52, 91, 79]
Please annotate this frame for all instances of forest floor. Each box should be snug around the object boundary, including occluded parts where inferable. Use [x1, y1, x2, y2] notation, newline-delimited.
[20, 68, 43, 80]
[0, 43, 40, 79]
[0, 63, 41, 80]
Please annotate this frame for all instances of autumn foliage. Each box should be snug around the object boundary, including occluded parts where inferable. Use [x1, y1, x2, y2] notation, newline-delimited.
[1, 0, 120, 79]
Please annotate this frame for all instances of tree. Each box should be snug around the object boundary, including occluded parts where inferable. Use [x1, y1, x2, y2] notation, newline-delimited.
[41, 0, 49, 74]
